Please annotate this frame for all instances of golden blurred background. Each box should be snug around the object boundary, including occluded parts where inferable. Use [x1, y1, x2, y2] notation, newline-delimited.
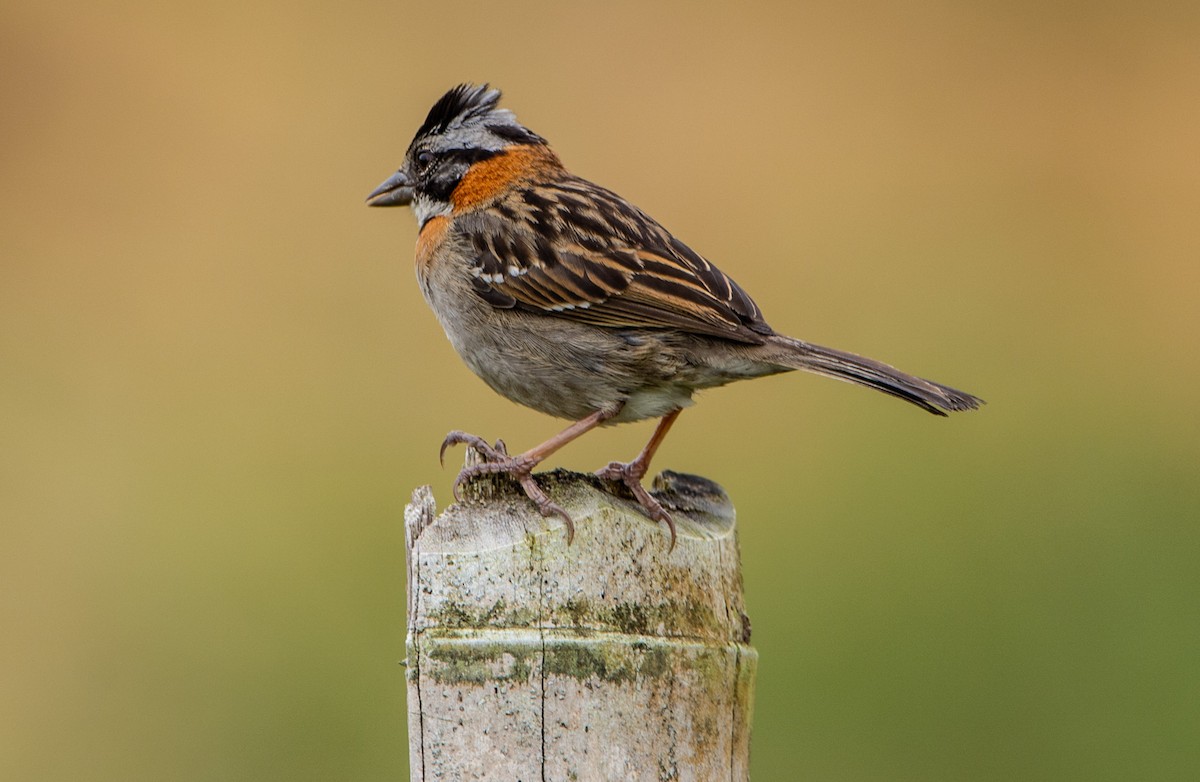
[3, 1, 1198, 779]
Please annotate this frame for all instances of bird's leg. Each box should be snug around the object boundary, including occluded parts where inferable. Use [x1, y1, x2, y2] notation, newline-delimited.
[595, 409, 682, 548]
[440, 404, 622, 543]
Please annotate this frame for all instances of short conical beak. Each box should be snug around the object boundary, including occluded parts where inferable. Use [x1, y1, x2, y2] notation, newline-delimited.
[366, 169, 413, 207]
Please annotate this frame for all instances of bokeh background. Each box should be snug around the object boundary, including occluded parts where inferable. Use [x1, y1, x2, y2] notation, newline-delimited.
[3, 1, 1198, 779]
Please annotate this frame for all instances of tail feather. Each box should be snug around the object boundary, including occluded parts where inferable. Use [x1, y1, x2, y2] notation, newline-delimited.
[765, 335, 984, 416]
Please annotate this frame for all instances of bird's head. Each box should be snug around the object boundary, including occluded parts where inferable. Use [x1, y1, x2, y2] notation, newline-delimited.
[366, 84, 548, 225]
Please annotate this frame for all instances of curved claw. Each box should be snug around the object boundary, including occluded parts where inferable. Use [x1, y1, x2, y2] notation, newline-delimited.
[451, 470, 467, 502]
[647, 501, 677, 552]
[517, 474, 576, 545]
[437, 432, 578, 545]
[439, 431, 468, 467]
[440, 430, 504, 467]
[595, 461, 677, 550]
[540, 501, 576, 545]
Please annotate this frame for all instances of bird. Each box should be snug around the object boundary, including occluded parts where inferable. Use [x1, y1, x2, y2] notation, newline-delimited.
[367, 83, 982, 546]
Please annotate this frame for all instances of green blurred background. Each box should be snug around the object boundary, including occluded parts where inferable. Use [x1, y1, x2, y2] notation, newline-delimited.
[3, 1, 1198, 779]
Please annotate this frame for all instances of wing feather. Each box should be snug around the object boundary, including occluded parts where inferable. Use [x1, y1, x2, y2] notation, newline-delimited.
[462, 176, 773, 343]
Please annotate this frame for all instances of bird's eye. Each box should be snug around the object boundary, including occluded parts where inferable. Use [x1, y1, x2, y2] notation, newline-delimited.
[416, 150, 435, 169]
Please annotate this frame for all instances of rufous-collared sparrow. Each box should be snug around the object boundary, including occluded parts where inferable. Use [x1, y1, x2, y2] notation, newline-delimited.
[368, 84, 982, 545]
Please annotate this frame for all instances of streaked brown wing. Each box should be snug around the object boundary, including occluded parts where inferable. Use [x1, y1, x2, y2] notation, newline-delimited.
[463, 177, 774, 344]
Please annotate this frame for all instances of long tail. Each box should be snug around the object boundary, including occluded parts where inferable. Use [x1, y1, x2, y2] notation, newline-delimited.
[764, 335, 984, 416]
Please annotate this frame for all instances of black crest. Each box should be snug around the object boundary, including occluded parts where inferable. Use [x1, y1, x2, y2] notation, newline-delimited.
[413, 84, 546, 146]
[416, 83, 501, 138]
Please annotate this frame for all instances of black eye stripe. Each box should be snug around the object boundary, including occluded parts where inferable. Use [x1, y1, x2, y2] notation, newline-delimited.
[413, 147, 504, 201]
[414, 147, 499, 172]
[446, 147, 501, 165]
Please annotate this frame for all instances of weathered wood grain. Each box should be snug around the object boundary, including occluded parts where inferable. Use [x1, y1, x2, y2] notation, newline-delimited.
[405, 466, 756, 781]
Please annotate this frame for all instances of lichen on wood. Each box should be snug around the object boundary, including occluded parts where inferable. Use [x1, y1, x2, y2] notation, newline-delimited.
[405, 464, 756, 782]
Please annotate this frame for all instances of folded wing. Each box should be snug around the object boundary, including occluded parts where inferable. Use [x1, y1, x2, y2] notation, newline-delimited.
[463, 177, 774, 344]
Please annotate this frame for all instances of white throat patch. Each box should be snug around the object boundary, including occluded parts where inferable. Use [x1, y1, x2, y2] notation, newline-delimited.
[413, 194, 452, 228]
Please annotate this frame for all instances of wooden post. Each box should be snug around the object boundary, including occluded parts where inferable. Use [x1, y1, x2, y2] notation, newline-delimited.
[404, 464, 757, 781]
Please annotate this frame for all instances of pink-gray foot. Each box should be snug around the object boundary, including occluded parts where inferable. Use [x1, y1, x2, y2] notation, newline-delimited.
[440, 430, 576, 543]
